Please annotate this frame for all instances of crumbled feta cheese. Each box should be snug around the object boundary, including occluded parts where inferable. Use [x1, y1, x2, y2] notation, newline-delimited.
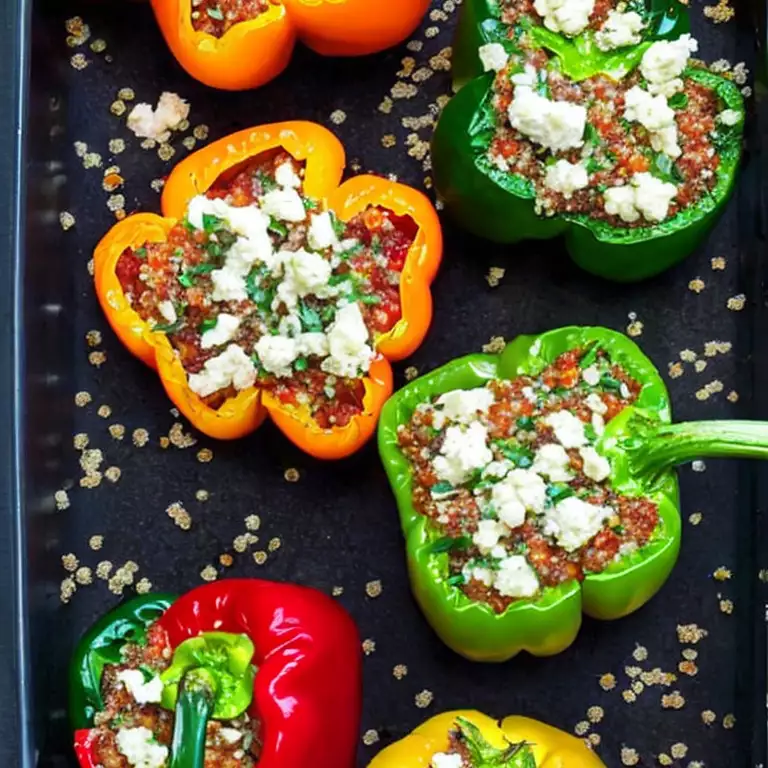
[533, 0, 595, 36]
[218, 728, 243, 744]
[510, 64, 538, 88]
[624, 86, 680, 158]
[508, 88, 587, 153]
[585, 392, 608, 414]
[478, 42, 509, 72]
[187, 344, 257, 397]
[307, 211, 339, 251]
[494, 555, 540, 598]
[483, 460, 512, 479]
[297, 332, 329, 358]
[435, 387, 495, 423]
[116, 670, 163, 705]
[604, 174, 676, 224]
[115, 726, 169, 768]
[592, 412, 605, 435]
[157, 300, 177, 325]
[462, 564, 495, 587]
[582, 365, 601, 386]
[186, 197, 272, 247]
[210, 265, 248, 302]
[261, 188, 306, 222]
[532, 443, 573, 482]
[254, 335, 298, 378]
[718, 108, 742, 126]
[543, 496, 613, 551]
[275, 248, 335, 309]
[522, 386, 537, 403]
[603, 184, 640, 224]
[544, 159, 589, 198]
[544, 410, 586, 448]
[201, 313, 240, 349]
[580, 446, 611, 481]
[640, 34, 698, 88]
[491, 481, 527, 528]
[433, 421, 493, 485]
[126, 91, 189, 142]
[431, 752, 464, 768]
[321, 303, 374, 378]
[274, 162, 301, 189]
[472, 519, 510, 554]
[595, 10, 644, 51]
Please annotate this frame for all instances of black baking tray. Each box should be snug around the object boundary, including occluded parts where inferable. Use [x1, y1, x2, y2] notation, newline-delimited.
[2, 0, 768, 765]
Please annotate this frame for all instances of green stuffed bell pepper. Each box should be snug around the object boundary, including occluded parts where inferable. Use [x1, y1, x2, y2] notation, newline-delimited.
[433, 0, 745, 282]
[378, 327, 768, 662]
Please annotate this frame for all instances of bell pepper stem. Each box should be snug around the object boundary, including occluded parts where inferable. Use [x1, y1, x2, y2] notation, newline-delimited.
[631, 420, 768, 478]
[168, 670, 216, 768]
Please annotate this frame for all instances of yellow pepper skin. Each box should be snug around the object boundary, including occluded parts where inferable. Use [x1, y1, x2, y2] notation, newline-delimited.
[367, 710, 605, 768]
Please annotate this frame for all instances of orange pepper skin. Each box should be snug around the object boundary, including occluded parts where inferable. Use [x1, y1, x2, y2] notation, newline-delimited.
[94, 122, 441, 457]
[149, 0, 431, 91]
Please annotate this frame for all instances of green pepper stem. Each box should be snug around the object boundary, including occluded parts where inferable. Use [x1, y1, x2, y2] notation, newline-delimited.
[631, 420, 768, 478]
[168, 671, 215, 768]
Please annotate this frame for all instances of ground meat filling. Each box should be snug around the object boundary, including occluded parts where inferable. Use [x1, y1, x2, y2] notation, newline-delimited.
[116, 151, 415, 428]
[90, 623, 262, 768]
[397, 347, 660, 614]
[191, 0, 272, 37]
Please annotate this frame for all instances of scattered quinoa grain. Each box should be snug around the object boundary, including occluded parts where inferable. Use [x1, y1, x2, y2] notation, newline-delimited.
[73, 433, 89, 450]
[197, 448, 213, 463]
[658, 755, 673, 766]
[622, 690, 637, 703]
[727, 390, 739, 402]
[284, 468, 300, 482]
[711, 256, 727, 269]
[136, 578, 152, 594]
[89, 351, 107, 367]
[574, 721, 590, 736]
[670, 743, 688, 759]
[330, 109, 347, 125]
[89, 535, 104, 551]
[688, 278, 705, 293]
[233, 535, 250, 553]
[381, 134, 397, 148]
[132, 428, 149, 447]
[193, 124, 209, 141]
[253, 551, 268, 565]
[70, 53, 89, 70]
[182, 136, 196, 151]
[62, 553, 79, 572]
[694, 360, 707, 372]
[722, 713, 736, 728]
[219, 554, 234, 567]
[587, 733, 601, 747]
[689, 512, 703, 525]
[719, 598, 734, 614]
[701, 709, 716, 725]
[75, 566, 93, 585]
[90, 38, 106, 53]
[110, 100, 127, 117]
[678, 660, 698, 676]
[166, 501, 192, 531]
[625, 666, 641, 678]
[393, 664, 408, 679]
[332, 585, 344, 596]
[599, 673, 616, 691]
[586, 706, 604, 723]
[109, 423, 125, 440]
[362, 638, 376, 655]
[160, 437, 171, 449]
[632, 645, 648, 662]
[169, 422, 196, 448]
[158, 143, 175, 162]
[620, 747, 639, 765]
[661, 691, 686, 709]
[713, 566, 732, 581]
[141, 138, 157, 150]
[677, 624, 708, 643]
[267, 537, 281, 552]
[194, 489, 209, 503]
[244, 514, 261, 531]
[59, 211, 76, 230]
[150, 178, 165, 192]
[404, 366, 419, 381]
[200, 565, 218, 582]
[626, 320, 644, 337]
[631, 680, 645, 695]
[55, 490, 70, 510]
[727, 293, 746, 310]
[704, 0, 735, 22]
[486, 266, 505, 287]
[362, 729, 380, 746]
[96, 561, 113, 579]
[60, 577, 76, 603]
[117, 87, 135, 101]
[366, 579, 383, 598]
[104, 466, 121, 483]
[415, 689, 434, 708]
[482, 336, 506, 354]
[98, 405, 112, 418]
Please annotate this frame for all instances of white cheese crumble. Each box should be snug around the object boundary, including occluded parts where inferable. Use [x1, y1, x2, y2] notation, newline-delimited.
[482, 459, 513, 479]
[508, 87, 587, 153]
[478, 42, 510, 72]
[261, 188, 306, 222]
[116, 670, 163, 705]
[494, 555, 540, 598]
[543, 496, 613, 551]
[592, 412, 605, 436]
[623, 86, 680, 158]
[275, 248, 335, 309]
[582, 365, 601, 386]
[126, 92, 189, 142]
[274, 162, 301, 189]
[254, 335, 298, 378]
[307, 211, 339, 251]
[604, 173, 677, 224]
[544, 159, 589, 198]
[579, 446, 611, 481]
[462, 564, 495, 587]
[431, 753, 464, 768]
[187, 197, 273, 247]
[544, 410, 587, 448]
[472, 519, 510, 553]
[718, 108, 742, 126]
[157, 300, 177, 325]
[200, 313, 240, 349]
[585, 392, 608, 414]
[434, 421, 493, 485]
[496, 468, 548, 518]
[218, 728, 243, 744]
[115, 726, 169, 768]
[641, 34, 698, 91]
[532, 443, 573, 482]
[187, 344, 257, 397]
[320, 303, 374, 379]
[595, 10, 644, 51]
[533, 0, 596, 36]
[435, 387, 495, 423]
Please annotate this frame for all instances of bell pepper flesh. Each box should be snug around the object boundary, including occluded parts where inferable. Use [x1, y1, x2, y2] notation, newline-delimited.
[378, 326, 768, 661]
[93, 122, 441, 457]
[149, 0, 431, 91]
[367, 710, 606, 767]
[433, 0, 745, 282]
[69, 579, 362, 768]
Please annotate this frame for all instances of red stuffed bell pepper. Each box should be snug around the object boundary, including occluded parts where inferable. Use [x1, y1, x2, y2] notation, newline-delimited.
[70, 580, 362, 768]
[93, 122, 442, 458]
[150, 0, 432, 90]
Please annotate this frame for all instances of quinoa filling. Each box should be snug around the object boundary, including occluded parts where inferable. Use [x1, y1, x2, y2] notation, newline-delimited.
[191, 0, 273, 37]
[476, 30, 741, 227]
[116, 151, 415, 428]
[89, 622, 261, 767]
[397, 347, 660, 614]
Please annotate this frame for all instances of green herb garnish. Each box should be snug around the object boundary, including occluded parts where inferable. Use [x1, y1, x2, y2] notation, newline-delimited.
[516, 415, 534, 431]
[206, 5, 224, 20]
[668, 92, 688, 109]
[431, 535, 472, 554]
[199, 317, 218, 334]
[202, 213, 225, 234]
[329, 211, 347, 239]
[134, 247, 147, 259]
[256, 171, 277, 193]
[431, 481, 455, 495]
[297, 300, 323, 333]
[294, 357, 308, 372]
[268, 217, 288, 238]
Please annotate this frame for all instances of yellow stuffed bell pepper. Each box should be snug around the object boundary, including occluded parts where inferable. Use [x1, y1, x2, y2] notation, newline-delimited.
[368, 711, 605, 768]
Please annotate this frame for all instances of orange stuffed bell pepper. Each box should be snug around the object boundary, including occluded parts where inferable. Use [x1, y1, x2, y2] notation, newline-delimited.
[94, 121, 442, 458]
[150, 0, 432, 90]
[369, 711, 605, 768]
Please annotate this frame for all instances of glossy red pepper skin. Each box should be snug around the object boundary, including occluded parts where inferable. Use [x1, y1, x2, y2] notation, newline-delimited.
[72, 579, 362, 768]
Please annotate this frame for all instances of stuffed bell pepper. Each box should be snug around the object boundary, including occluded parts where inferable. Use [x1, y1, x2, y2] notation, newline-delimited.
[432, 0, 745, 281]
[94, 122, 441, 457]
[150, 0, 432, 90]
[378, 326, 768, 662]
[368, 710, 605, 767]
[70, 579, 361, 768]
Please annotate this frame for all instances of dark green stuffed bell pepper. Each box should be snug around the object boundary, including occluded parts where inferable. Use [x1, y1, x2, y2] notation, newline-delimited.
[433, 0, 746, 282]
[378, 327, 768, 662]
